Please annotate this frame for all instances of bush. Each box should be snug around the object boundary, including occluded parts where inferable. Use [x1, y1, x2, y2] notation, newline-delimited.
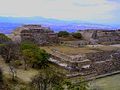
[58, 31, 69, 37]
[20, 42, 50, 69]
[72, 33, 82, 39]
[13, 60, 22, 68]
[0, 33, 11, 43]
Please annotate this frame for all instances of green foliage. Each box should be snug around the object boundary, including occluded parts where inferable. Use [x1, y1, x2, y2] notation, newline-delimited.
[0, 42, 20, 63]
[0, 33, 11, 43]
[31, 68, 88, 90]
[60, 77, 88, 90]
[20, 42, 38, 51]
[58, 31, 69, 37]
[0, 44, 6, 54]
[20, 42, 50, 69]
[72, 33, 82, 39]
[12, 60, 22, 68]
[0, 44, 6, 47]
[31, 68, 64, 90]
[34, 49, 50, 68]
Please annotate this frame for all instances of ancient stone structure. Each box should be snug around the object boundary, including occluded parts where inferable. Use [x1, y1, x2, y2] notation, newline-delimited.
[78, 30, 120, 44]
[50, 50, 91, 71]
[50, 49, 120, 77]
[61, 40, 90, 47]
[19, 25, 59, 45]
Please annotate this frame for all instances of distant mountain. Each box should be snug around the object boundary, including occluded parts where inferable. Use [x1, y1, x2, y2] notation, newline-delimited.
[0, 16, 119, 34]
[0, 23, 22, 34]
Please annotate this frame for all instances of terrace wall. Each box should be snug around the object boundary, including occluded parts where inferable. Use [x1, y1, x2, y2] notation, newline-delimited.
[50, 49, 120, 77]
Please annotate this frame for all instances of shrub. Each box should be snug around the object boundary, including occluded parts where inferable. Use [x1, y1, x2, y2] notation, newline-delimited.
[72, 33, 82, 39]
[58, 31, 69, 37]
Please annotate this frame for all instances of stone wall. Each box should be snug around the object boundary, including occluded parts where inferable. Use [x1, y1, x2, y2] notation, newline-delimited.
[86, 51, 113, 61]
[87, 50, 120, 75]
[50, 49, 120, 76]
[78, 30, 120, 44]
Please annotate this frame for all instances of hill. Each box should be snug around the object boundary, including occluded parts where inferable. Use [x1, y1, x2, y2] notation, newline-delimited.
[0, 16, 119, 34]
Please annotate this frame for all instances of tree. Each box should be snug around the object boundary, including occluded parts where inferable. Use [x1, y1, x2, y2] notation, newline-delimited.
[0, 33, 11, 43]
[21, 49, 35, 70]
[72, 33, 83, 39]
[31, 68, 88, 90]
[31, 68, 64, 90]
[9, 64, 17, 81]
[61, 77, 88, 90]
[0, 42, 20, 63]
[20, 42, 50, 69]
[0, 33, 15, 63]
[34, 49, 50, 69]
[58, 31, 69, 37]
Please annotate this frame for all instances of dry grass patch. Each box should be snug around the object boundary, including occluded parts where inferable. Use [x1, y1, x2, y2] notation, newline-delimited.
[40, 45, 97, 55]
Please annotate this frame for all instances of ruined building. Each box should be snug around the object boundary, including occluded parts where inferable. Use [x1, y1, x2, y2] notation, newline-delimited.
[78, 29, 120, 44]
[19, 25, 59, 45]
[50, 49, 120, 77]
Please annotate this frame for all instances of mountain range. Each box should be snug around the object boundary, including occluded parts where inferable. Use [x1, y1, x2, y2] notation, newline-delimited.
[0, 16, 119, 34]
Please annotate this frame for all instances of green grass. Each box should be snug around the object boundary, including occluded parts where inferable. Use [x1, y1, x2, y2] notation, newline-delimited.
[89, 74, 120, 90]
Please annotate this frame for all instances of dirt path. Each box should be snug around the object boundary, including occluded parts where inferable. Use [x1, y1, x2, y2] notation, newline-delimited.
[0, 56, 38, 83]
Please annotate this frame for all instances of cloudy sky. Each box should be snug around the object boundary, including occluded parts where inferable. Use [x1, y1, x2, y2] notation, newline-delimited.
[0, 0, 120, 25]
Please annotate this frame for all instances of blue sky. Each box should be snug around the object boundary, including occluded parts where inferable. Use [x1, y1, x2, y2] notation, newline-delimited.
[0, 0, 120, 25]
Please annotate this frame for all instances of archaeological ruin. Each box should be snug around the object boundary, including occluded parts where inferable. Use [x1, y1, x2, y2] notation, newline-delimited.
[9, 25, 120, 78]
[14, 24, 59, 45]
[47, 46, 120, 78]
[78, 29, 120, 45]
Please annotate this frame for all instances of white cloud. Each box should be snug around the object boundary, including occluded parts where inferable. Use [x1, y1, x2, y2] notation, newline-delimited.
[0, 0, 119, 23]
